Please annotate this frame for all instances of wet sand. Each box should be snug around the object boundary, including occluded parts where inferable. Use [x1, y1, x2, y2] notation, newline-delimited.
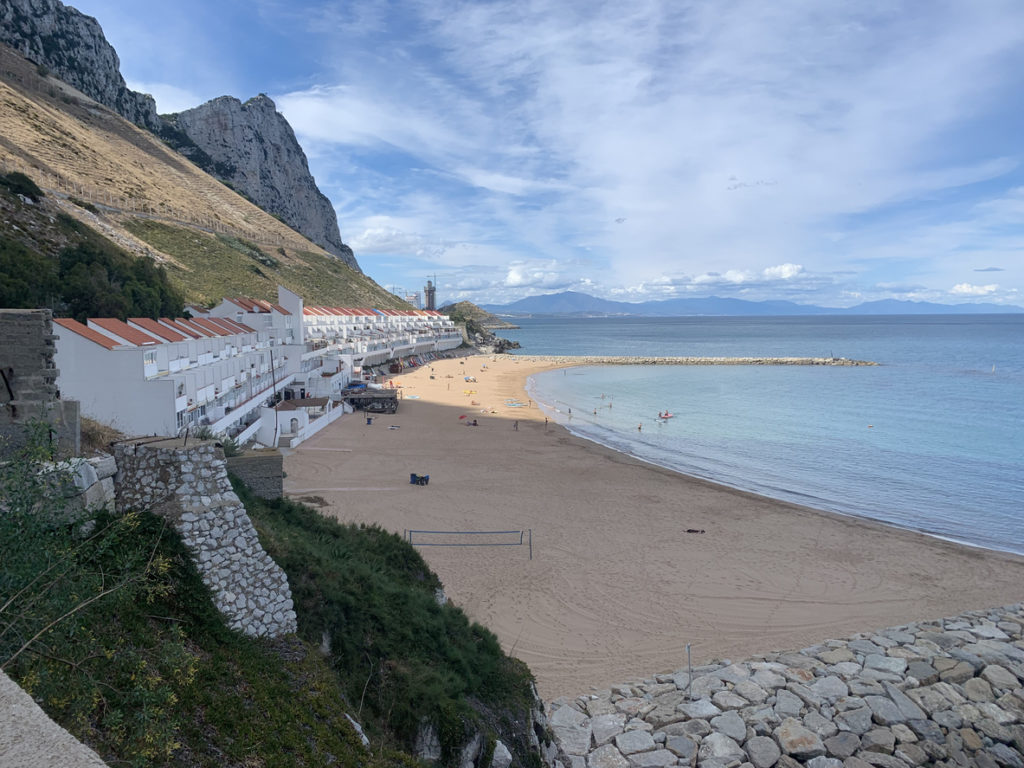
[283, 354, 1024, 700]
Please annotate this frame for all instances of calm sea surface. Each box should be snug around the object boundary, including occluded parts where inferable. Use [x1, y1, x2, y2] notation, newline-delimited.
[501, 316, 1024, 555]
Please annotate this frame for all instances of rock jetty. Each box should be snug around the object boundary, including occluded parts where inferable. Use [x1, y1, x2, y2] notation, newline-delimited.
[508, 356, 877, 367]
[547, 604, 1024, 768]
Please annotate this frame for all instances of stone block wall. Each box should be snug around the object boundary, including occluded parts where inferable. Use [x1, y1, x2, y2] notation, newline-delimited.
[226, 452, 284, 499]
[0, 309, 79, 457]
[113, 437, 297, 638]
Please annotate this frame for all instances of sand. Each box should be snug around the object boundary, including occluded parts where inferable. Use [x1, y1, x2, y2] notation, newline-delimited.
[283, 354, 1024, 701]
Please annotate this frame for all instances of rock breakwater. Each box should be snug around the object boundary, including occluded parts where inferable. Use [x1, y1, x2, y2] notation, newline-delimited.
[507, 356, 877, 367]
[548, 604, 1024, 768]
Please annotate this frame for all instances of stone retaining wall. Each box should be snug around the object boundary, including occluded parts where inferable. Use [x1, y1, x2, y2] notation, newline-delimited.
[226, 452, 284, 499]
[113, 437, 297, 638]
[549, 604, 1024, 768]
[0, 308, 79, 457]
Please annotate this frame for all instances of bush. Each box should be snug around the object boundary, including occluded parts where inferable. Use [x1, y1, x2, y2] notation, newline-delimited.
[0, 171, 44, 202]
[69, 196, 99, 214]
[0, 422, 194, 765]
[235, 482, 536, 761]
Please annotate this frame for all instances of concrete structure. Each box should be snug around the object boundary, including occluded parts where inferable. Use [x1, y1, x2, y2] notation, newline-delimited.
[0, 309, 80, 457]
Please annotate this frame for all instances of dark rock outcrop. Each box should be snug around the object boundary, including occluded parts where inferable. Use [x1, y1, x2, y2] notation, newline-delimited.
[0, 0, 160, 129]
[164, 95, 360, 271]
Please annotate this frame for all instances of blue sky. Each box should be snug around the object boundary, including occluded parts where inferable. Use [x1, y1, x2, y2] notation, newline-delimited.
[70, 0, 1024, 307]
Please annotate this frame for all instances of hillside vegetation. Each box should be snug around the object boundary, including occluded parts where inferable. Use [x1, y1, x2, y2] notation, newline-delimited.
[0, 427, 539, 767]
[0, 41, 402, 309]
[0, 173, 185, 320]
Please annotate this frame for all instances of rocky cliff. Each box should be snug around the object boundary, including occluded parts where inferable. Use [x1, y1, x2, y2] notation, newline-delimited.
[165, 95, 360, 271]
[0, 0, 362, 272]
[0, 0, 159, 129]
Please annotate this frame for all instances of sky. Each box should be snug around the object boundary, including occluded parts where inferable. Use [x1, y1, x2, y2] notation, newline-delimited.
[68, 0, 1024, 308]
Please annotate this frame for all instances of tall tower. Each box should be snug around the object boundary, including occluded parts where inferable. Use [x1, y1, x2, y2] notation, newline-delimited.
[424, 279, 436, 311]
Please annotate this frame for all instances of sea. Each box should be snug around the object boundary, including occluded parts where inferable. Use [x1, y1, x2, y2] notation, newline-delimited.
[501, 315, 1024, 556]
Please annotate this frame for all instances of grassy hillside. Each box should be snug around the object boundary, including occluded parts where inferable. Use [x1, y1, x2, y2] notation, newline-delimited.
[0, 429, 540, 766]
[0, 41, 402, 310]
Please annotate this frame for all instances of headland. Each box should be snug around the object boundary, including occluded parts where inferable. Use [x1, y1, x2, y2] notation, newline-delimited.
[282, 354, 1024, 701]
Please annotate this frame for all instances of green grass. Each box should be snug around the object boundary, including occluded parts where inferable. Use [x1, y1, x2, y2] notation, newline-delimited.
[124, 219, 409, 309]
[236, 481, 540, 765]
[1, 431, 538, 767]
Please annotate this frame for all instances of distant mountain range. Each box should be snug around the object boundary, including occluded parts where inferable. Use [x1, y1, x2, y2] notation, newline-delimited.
[480, 291, 1024, 317]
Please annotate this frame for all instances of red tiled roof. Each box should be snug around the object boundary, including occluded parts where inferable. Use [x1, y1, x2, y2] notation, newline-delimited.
[270, 303, 290, 315]
[159, 318, 200, 338]
[90, 318, 162, 346]
[129, 317, 186, 342]
[53, 317, 121, 350]
[204, 317, 242, 335]
[175, 318, 217, 337]
[190, 318, 233, 337]
[217, 317, 255, 334]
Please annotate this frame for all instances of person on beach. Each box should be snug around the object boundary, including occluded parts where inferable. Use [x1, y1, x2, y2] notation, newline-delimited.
[513, 420, 519, 431]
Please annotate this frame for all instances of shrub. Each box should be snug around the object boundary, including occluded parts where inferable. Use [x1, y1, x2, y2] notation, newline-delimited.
[0, 171, 44, 202]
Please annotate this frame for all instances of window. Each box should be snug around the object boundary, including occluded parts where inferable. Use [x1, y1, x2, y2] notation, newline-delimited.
[144, 350, 157, 365]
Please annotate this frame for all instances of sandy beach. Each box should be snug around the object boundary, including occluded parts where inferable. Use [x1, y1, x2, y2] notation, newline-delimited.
[283, 354, 1024, 701]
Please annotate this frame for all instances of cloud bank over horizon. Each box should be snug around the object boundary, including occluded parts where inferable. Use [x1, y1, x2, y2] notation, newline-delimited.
[74, 0, 1024, 307]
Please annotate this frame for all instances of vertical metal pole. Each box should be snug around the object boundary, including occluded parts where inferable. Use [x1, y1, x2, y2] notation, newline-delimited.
[529, 529, 532, 560]
[686, 643, 692, 701]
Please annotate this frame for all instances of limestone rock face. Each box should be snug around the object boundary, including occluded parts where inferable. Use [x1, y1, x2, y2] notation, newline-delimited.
[166, 95, 361, 271]
[0, 0, 160, 128]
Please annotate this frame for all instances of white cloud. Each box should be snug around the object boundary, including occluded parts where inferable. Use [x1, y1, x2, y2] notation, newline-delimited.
[126, 80, 203, 114]
[99, 0, 1024, 305]
[763, 263, 804, 280]
[950, 283, 998, 296]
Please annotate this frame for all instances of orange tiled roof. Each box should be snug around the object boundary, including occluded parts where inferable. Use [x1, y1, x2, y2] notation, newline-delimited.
[53, 317, 120, 350]
[90, 318, 162, 346]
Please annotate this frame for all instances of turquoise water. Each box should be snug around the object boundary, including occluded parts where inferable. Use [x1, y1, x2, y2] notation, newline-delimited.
[502, 316, 1024, 554]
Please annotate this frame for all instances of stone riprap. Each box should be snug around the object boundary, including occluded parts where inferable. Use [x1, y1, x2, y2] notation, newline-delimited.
[501, 355, 877, 367]
[547, 604, 1024, 768]
[113, 437, 296, 638]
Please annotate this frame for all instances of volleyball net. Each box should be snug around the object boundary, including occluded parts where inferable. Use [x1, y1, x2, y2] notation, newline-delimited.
[405, 529, 532, 559]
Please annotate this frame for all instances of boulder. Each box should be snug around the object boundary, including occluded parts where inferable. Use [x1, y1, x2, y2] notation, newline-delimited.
[589, 744, 630, 768]
[824, 732, 861, 759]
[592, 713, 627, 747]
[614, 729, 656, 756]
[981, 665, 1021, 691]
[698, 732, 746, 762]
[491, 740, 514, 768]
[744, 735, 781, 768]
[835, 707, 873, 735]
[666, 735, 698, 765]
[679, 698, 722, 720]
[626, 749, 675, 768]
[860, 728, 895, 754]
[551, 705, 592, 756]
[864, 696, 905, 725]
[774, 718, 825, 759]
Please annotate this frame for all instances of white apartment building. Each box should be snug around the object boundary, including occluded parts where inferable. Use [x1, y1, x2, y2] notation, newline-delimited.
[52, 286, 463, 444]
[53, 314, 293, 442]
